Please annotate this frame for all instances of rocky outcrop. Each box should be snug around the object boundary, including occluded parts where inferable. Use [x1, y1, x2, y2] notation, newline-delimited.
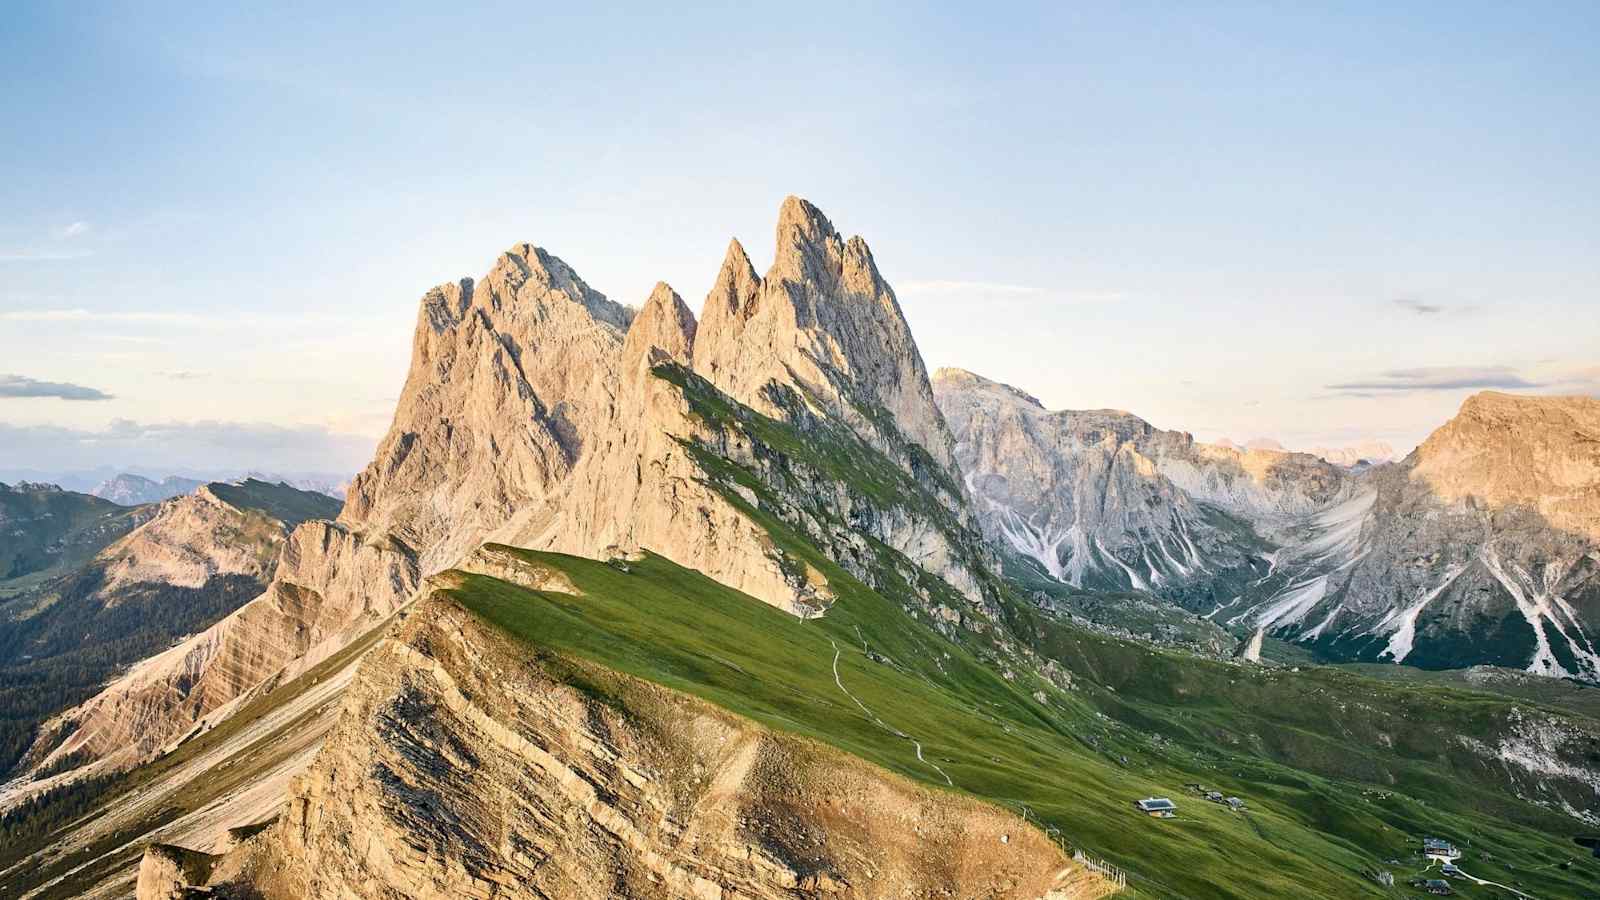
[144, 595, 1107, 900]
[20, 520, 416, 780]
[695, 198, 966, 508]
[92, 473, 205, 506]
[1241, 392, 1600, 679]
[934, 368, 1349, 602]
[136, 843, 218, 900]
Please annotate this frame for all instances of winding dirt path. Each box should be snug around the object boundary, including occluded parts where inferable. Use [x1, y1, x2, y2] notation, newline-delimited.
[828, 640, 953, 787]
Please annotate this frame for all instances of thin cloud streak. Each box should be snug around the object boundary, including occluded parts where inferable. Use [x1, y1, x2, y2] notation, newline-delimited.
[898, 280, 1123, 304]
[1327, 365, 1542, 394]
[0, 250, 95, 262]
[1392, 298, 1443, 315]
[0, 373, 114, 401]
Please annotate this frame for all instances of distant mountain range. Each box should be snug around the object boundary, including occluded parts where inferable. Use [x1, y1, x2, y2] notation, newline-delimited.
[88, 473, 204, 505]
[0, 468, 351, 502]
[1212, 436, 1398, 467]
[938, 370, 1600, 681]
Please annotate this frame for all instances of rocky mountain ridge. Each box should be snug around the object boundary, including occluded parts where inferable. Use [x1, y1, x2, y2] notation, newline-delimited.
[3, 481, 341, 787]
[13, 198, 1004, 806]
[939, 368, 1600, 681]
[138, 592, 1104, 900]
[91, 474, 205, 506]
[933, 367, 1349, 605]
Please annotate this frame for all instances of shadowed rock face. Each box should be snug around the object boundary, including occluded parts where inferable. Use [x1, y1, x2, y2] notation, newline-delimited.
[1274, 392, 1600, 679]
[142, 596, 1109, 900]
[939, 368, 1600, 680]
[933, 367, 1347, 599]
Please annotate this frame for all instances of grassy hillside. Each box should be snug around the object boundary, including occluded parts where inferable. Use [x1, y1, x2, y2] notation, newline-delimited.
[0, 484, 147, 603]
[207, 478, 340, 527]
[0, 480, 339, 778]
[445, 547, 1597, 899]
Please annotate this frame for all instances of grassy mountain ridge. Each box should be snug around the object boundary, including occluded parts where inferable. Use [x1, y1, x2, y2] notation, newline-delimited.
[403, 366, 1598, 898]
[0, 483, 150, 604]
[0, 479, 342, 779]
[444, 546, 1597, 899]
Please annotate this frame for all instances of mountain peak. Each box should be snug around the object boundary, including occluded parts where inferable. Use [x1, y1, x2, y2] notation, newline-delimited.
[703, 238, 761, 322]
[931, 368, 1044, 409]
[693, 198, 963, 485]
[776, 194, 835, 243]
[485, 243, 633, 330]
[623, 282, 697, 368]
[1412, 389, 1600, 541]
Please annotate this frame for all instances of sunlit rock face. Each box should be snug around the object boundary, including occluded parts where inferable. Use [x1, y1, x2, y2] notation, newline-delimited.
[137, 594, 1110, 900]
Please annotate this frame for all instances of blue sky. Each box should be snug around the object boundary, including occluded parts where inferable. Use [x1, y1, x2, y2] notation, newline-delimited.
[3, 2, 1596, 475]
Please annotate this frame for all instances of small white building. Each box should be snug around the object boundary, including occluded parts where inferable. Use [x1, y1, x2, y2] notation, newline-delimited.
[1422, 837, 1461, 860]
[1134, 797, 1177, 818]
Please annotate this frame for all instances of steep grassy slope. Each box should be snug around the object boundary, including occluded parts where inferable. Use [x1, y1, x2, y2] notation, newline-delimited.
[0, 484, 148, 603]
[444, 547, 1597, 899]
[205, 478, 341, 528]
[0, 616, 389, 899]
[0, 480, 342, 778]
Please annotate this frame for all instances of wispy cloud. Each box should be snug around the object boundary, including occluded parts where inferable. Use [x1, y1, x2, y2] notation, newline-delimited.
[1389, 297, 1479, 317]
[0, 419, 375, 475]
[1392, 297, 1443, 315]
[0, 308, 210, 324]
[0, 250, 94, 263]
[1328, 365, 1542, 394]
[897, 280, 1123, 304]
[156, 370, 208, 381]
[0, 222, 96, 261]
[0, 373, 114, 401]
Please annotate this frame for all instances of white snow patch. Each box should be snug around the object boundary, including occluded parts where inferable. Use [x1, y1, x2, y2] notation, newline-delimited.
[1374, 564, 1467, 663]
[1484, 548, 1600, 680]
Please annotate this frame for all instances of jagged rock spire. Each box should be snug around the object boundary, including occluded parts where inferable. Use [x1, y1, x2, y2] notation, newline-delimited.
[623, 281, 697, 369]
[693, 196, 964, 491]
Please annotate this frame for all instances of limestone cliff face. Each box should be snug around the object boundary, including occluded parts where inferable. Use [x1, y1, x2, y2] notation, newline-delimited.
[694, 198, 965, 510]
[934, 368, 1347, 602]
[342, 245, 635, 574]
[143, 595, 1107, 900]
[508, 282, 833, 616]
[677, 200, 995, 611]
[1249, 392, 1600, 679]
[95, 485, 286, 595]
[942, 370, 1600, 680]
